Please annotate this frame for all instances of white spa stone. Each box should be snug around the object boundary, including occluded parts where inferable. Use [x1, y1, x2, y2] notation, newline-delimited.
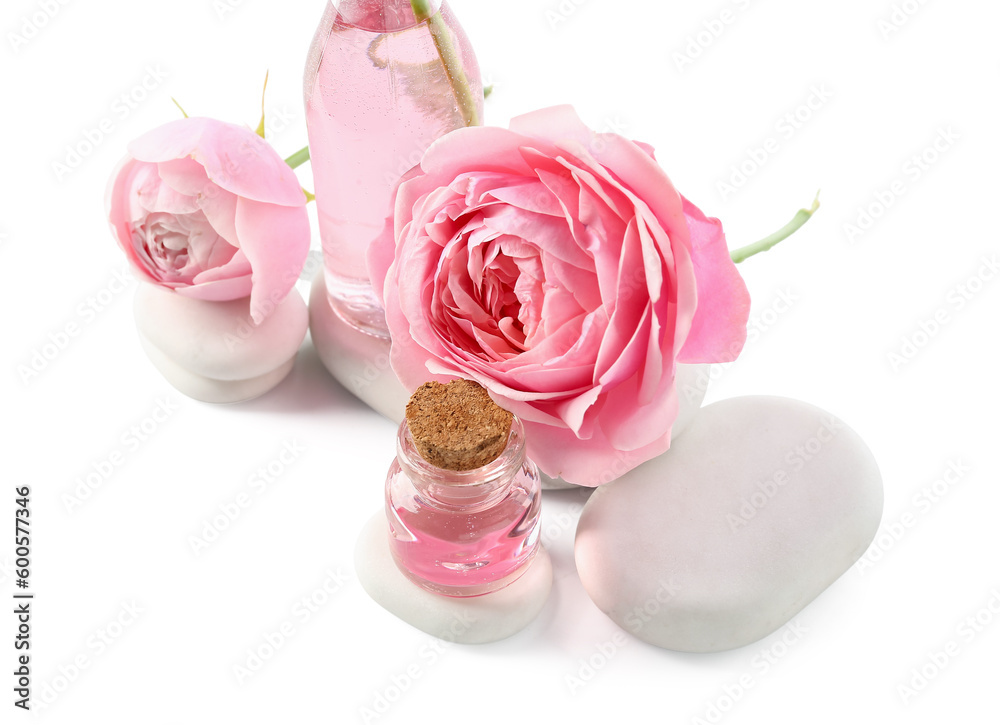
[356, 512, 552, 644]
[309, 274, 710, 488]
[309, 274, 410, 422]
[575, 395, 884, 653]
[134, 282, 308, 404]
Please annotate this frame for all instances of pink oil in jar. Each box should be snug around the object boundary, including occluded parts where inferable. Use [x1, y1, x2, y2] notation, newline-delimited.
[385, 381, 542, 597]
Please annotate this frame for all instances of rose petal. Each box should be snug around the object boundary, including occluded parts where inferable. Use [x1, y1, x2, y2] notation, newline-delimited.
[133, 163, 199, 215]
[508, 105, 595, 150]
[522, 416, 670, 487]
[106, 157, 162, 287]
[173, 275, 252, 302]
[197, 186, 240, 246]
[676, 197, 751, 363]
[599, 371, 679, 453]
[129, 118, 306, 208]
[191, 248, 252, 284]
[421, 125, 536, 179]
[156, 158, 212, 198]
[233, 198, 310, 322]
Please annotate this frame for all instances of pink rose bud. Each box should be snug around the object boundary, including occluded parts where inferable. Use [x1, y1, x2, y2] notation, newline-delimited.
[107, 117, 310, 323]
[368, 105, 751, 486]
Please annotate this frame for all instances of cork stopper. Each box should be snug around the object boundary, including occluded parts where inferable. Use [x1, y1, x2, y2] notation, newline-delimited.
[405, 380, 514, 472]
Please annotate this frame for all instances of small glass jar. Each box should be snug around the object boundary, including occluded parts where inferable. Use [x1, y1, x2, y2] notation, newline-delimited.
[385, 415, 542, 597]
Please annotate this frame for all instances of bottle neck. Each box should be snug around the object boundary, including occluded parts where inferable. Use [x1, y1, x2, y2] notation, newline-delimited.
[334, 0, 443, 32]
[397, 417, 526, 509]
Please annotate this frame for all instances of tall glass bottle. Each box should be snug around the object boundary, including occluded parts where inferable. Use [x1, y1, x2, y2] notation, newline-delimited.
[304, 0, 484, 337]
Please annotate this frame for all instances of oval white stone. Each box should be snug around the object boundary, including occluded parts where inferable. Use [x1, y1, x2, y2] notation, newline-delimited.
[134, 282, 308, 403]
[355, 512, 552, 644]
[575, 395, 884, 652]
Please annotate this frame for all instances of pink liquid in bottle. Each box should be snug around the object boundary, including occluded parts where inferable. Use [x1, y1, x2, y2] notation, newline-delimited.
[386, 416, 542, 597]
[304, 0, 483, 337]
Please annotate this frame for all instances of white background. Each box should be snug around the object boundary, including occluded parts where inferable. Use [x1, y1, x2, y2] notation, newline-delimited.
[3, 0, 998, 722]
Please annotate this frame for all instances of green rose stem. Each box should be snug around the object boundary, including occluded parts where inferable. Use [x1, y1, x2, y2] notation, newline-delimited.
[730, 192, 821, 264]
[285, 147, 310, 170]
[410, 0, 481, 127]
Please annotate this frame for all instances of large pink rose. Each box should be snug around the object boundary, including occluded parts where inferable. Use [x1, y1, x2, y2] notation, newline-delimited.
[369, 105, 751, 486]
[107, 117, 310, 322]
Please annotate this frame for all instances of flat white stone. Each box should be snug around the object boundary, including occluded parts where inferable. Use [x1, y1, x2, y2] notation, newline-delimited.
[356, 512, 552, 644]
[575, 395, 884, 653]
[134, 282, 308, 403]
[309, 274, 710, 488]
